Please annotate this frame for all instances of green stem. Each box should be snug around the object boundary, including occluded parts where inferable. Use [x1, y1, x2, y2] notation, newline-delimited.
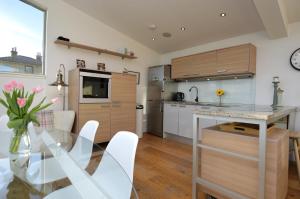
[9, 128, 27, 153]
[10, 135, 21, 153]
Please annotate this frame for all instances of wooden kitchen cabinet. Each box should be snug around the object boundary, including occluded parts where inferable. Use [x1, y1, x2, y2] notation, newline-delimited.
[172, 51, 217, 79]
[201, 125, 288, 199]
[111, 73, 136, 103]
[79, 103, 111, 143]
[111, 102, 136, 136]
[171, 43, 256, 79]
[110, 73, 137, 136]
[216, 43, 256, 75]
[68, 69, 137, 143]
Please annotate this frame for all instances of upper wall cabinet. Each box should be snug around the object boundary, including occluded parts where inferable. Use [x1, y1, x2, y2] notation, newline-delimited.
[172, 51, 217, 79]
[216, 44, 256, 75]
[171, 43, 256, 80]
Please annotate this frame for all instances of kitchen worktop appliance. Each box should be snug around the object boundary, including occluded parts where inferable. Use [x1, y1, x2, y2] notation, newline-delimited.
[174, 92, 185, 101]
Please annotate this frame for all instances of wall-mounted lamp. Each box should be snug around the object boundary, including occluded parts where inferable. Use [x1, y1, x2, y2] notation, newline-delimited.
[49, 64, 68, 110]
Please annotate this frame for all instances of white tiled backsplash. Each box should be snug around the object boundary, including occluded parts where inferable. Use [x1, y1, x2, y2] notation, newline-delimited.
[177, 78, 256, 104]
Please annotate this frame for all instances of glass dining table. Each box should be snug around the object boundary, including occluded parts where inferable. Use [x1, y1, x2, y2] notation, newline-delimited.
[0, 129, 138, 199]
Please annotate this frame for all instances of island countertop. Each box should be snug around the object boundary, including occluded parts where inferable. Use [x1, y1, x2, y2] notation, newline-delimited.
[193, 104, 297, 121]
[192, 104, 297, 199]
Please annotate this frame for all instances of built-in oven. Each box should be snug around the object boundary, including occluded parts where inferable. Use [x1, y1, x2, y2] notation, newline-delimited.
[79, 69, 111, 103]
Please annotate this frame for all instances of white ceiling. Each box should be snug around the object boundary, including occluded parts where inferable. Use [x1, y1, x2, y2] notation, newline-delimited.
[62, 0, 300, 53]
[286, 0, 300, 23]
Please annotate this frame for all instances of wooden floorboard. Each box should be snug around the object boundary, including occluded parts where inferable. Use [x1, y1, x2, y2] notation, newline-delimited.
[134, 133, 300, 199]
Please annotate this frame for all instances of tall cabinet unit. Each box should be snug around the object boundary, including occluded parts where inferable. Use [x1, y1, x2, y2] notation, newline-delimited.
[110, 73, 136, 136]
[68, 69, 136, 143]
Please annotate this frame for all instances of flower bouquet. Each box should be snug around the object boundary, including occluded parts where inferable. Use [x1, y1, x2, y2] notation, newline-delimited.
[0, 80, 57, 153]
[216, 88, 225, 106]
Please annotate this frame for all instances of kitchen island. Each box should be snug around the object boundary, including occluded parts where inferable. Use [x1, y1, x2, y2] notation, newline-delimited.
[192, 105, 297, 199]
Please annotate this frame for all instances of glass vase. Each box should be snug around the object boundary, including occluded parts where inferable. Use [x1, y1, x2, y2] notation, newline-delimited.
[218, 96, 222, 106]
[9, 129, 31, 179]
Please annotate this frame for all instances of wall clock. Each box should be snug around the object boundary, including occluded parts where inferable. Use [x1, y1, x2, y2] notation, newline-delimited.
[290, 48, 300, 71]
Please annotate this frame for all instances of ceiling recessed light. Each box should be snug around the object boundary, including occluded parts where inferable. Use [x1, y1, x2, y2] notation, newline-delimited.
[148, 24, 157, 30]
[152, 37, 156, 41]
[180, 27, 186, 31]
[220, 12, 227, 17]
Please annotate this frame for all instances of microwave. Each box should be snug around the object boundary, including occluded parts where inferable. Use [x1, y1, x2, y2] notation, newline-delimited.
[79, 69, 112, 103]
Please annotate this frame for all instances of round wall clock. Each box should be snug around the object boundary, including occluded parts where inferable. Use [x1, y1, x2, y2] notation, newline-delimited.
[290, 48, 300, 71]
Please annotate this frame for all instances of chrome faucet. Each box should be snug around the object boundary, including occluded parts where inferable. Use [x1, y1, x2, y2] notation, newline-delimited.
[272, 77, 284, 108]
[189, 86, 199, 102]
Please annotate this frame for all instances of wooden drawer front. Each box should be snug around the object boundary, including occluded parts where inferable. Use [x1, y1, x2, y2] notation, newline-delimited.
[111, 73, 136, 103]
[171, 51, 217, 79]
[216, 44, 251, 75]
[79, 104, 111, 143]
[111, 102, 136, 136]
[200, 127, 288, 199]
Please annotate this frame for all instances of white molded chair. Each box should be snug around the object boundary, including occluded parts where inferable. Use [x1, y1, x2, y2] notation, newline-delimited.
[44, 131, 139, 199]
[0, 116, 12, 194]
[0, 115, 11, 156]
[69, 120, 99, 168]
[0, 115, 9, 130]
[27, 120, 99, 184]
[53, 111, 75, 132]
[105, 131, 139, 182]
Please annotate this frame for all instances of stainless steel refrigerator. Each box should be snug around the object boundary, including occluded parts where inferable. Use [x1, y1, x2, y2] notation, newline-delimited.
[147, 65, 177, 137]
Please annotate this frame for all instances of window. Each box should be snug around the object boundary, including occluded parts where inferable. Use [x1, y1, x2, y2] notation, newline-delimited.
[0, 0, 46, 75]
[25, 65, 34, 74]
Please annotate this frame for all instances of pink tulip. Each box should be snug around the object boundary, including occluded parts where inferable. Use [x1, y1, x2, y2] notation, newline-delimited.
[32, 86, 43, 94]
[17, 98, 26, 108]
[16, 83, 24, 90]
[51, 97, 59, 104]
[3, 83, 13, 93]
[10, 80, 18, 88]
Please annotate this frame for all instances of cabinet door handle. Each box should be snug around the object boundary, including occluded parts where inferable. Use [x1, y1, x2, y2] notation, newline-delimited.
[183, 74, 190, 77]
[217, 69, 227, 73]
[179, 105, 186, 108]
[170, 104, 177, 107]
[101, 105, 110, 108]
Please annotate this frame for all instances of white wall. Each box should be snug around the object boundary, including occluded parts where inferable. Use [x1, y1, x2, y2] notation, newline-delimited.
[0, 0, 159, 115]
[161, 22, 300, 130]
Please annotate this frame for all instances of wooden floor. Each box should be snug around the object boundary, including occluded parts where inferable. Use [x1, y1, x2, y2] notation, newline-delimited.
[134, 133, 300, 199]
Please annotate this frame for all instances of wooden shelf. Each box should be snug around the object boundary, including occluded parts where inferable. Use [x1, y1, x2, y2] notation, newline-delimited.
[54, 39, 137, 59]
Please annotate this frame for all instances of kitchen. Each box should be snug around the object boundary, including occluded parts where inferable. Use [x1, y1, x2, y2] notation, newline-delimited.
[146, 41, 299, 198]
[1, 0, 300, 199]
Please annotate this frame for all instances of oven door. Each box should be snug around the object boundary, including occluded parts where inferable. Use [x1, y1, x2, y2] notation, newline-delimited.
[79, 72, 111, 103]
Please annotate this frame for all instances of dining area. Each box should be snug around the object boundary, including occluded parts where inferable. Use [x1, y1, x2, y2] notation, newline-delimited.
[0, 81, 139, 199]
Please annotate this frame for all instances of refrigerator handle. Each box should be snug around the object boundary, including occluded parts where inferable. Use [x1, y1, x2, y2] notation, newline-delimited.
[162, 80, 165, 92]
[160, 102, 163, 113]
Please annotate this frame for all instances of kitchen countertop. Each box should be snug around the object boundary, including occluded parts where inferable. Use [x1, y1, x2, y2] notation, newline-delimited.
[164, 100, 241, 107]
[164, 101, 297, 121]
